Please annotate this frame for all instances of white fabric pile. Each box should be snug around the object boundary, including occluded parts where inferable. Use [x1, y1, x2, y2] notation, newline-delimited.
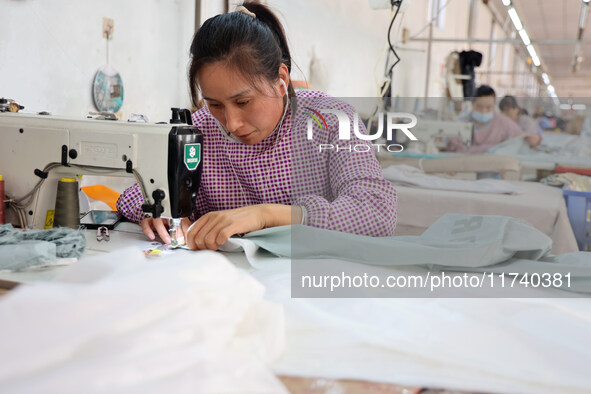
[222, 235, 591, 394]
[0, 249, 286, 394]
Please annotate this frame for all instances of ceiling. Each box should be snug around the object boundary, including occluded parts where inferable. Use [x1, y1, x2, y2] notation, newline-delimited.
[491, 0, 591, 98]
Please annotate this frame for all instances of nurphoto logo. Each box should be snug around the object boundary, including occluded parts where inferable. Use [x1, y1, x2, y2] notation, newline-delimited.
[305, 110, 419, 153]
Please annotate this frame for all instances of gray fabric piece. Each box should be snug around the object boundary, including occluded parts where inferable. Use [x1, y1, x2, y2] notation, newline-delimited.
[0, 224, 86, 270]
[245, 214, 552, 267]
[0, 241, 56, 270]
[243, 214, 591, 294]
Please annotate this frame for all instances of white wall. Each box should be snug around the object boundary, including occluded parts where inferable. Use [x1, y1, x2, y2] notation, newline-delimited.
[0, 0, 195, 122]
[0, 0, 539, 123]
[269, 0, 392, 98]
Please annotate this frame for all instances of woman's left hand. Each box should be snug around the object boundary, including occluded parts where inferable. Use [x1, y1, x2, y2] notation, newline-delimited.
[524, 133, 542, 148]
[183, 204, 295, 251]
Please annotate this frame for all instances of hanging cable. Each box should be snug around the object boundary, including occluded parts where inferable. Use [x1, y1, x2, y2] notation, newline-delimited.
[386, 1, 403, 83]
[369, 0, 404, 134]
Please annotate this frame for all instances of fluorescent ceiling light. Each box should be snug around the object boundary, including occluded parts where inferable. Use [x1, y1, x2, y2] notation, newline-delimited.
[526, 44, 541, 65]
[527, 45, 538, 58]
[502, 0, 511, 5]
[542, 73, 550, 84]
[508, 7, 523, 31]
[573, 104, 587, 110]
[518, 29, 531, 45]
[548, 85, 555, 93]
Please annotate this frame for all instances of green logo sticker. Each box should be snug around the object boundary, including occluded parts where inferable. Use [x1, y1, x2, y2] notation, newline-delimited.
[184, 143, 201, 170]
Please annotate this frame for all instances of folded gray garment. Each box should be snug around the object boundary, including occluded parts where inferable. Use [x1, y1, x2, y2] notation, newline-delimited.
[0, 224, 86, 271]
[244, 214, 552, 267]
[0, 241, 56, 271]
[243, 214, 591, 294]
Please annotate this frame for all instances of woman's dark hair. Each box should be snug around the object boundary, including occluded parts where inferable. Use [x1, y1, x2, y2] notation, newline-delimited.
[474, 84, 496, 98]
[188, 1, 295, 107]
[499, 95, 519, 111]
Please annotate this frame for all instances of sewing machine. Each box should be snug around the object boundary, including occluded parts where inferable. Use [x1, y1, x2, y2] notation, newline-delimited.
[0, 110, 203, 231]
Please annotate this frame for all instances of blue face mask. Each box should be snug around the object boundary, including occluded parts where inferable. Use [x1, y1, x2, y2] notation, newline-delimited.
[472, 110, 494, 123]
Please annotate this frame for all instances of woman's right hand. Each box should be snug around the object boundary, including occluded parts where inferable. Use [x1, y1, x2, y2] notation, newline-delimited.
[140, 217, 192, 245]
[446, 136, 467, 153]
[140, 217, 173, 244]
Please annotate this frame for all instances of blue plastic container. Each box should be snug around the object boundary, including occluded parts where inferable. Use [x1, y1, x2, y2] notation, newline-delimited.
[563, 186, 591, 251]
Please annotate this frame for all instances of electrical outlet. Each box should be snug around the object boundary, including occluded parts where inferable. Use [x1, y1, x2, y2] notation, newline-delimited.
[103, 17, 114, 39]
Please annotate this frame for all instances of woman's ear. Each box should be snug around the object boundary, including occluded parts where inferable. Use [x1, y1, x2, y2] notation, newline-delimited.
[278, 64, 290, 95]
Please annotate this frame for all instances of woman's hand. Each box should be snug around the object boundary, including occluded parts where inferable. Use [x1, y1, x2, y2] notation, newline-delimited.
[184, 204, 297, 251]
[446, 136, 468, 153]
[140, 217, 191, 245]
[524, 133, 542, 149]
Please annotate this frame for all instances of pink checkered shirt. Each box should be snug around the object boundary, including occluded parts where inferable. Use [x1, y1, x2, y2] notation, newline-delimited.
[116, 90, 397, 236]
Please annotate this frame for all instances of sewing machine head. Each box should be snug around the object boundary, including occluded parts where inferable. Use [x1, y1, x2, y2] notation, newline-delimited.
[0, 109, 203, 229]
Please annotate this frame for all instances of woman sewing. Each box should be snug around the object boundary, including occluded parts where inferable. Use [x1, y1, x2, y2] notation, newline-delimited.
[117, 1, 397, 250]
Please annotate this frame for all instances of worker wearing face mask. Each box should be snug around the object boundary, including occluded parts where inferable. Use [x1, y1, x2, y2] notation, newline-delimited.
[448, 85, 542, 153]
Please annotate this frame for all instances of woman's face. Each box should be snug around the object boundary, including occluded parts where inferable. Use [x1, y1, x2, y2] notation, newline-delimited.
[505, 106, 520, 121]
[198, 62, 287, 145]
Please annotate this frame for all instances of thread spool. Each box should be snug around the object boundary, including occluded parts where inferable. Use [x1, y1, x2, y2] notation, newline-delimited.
[53, 177, 80, 229]
[0, 175, 4, 225]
